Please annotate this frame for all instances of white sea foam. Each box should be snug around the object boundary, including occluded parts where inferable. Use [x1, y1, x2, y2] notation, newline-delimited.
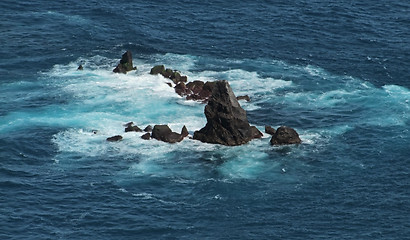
[28, 54, 407, 181]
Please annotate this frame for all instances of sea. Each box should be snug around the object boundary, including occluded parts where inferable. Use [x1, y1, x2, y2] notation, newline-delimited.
[1, 0, 409, 239]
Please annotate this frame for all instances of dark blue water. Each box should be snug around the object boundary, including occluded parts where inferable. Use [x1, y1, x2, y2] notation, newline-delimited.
[1, 0, 409, 239]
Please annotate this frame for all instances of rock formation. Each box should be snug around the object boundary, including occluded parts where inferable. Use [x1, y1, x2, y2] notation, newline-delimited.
[151, 125, 185, 143]
[265, 125, 276, 135]
[143, 125, 153, 132]
[181, 125, 189, 137]
[141, 133, 151, 140]
[113, 51, 137, 74]
[106, 135, 123, 142]
[174, 80, 215, 103]
[124, 122, 142, 132]
[270, 126, 301, 145]
[150, 65, 187, 85]
[193, 80, 260, 146]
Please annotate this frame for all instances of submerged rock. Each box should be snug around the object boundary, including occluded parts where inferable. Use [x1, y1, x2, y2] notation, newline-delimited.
[193, 80, 258, 146]
[77, 64, 83, 70]
[151, 125, 184, 143]
[106, 135, 123, 142]
[113, 51, 137, 74]
[237, 95, 250, 102]
[270, 126, 301, 145]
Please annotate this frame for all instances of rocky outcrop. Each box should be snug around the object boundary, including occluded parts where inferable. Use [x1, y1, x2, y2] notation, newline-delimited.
[124, 122, 142, 132]
[77, 65, 83, 70]
[107, 135, 123, 142]
[150, 65, 188, 85]
[113, 51, 137, 74]
[270, 126, 301, 145]
[174, 80, 215, 103]
[265, 125, 276, 135]
[193, 80, 259, 146]
[151, 125, 185, 143]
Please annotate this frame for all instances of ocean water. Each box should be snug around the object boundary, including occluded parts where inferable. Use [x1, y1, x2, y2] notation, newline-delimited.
[1, 0, 409, 239]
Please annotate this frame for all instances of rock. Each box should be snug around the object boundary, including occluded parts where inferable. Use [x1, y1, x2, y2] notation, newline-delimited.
[237, 95, 250, 102]
[107, 135, 123, 142]
[151, 125, 184, 143]
[182, 80, 215, 102]
[150, 65, 187, 85]
[180, 76, 188, 83]
[193, 80, 258, 146]
[186, 80, 204, 94]
[171, 71, 181, 84]
[123, 121, 134, 127]
[141, 133, 151, 140]
[166, 82, 173, 87]
[150, 65, 165, 75]
[124, 122, 142, 132]
[175, 82, 188, 96]
[113, 51, 137, 73]
[265, 125, 276, 135]
[125, 126, 142, 132]
[251, 126, 263, 138]
[143, 125, 153, 132]
[92, 130, 98, 134]
[270, 126, 301, 145]
[181, 125, 189, 137]
[77, 65, 83, 70]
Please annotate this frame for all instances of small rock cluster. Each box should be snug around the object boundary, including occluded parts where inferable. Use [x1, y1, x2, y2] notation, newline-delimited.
[104, 51, 302, 146]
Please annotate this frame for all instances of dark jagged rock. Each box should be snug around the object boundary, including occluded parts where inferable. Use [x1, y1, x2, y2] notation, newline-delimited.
[193, 80, 258, 146]
[181, 125, 189, 137]
[150, 65, 165, 75]
[186, 80, 204, 94]
[175, 82, 188, 96]
[152, 125, 184, 143]
[113, 51, 137, 74]
[166, 82, 173, 87]
[107, 135, 123, 142]
[125, 126, 142, 132]
[77, 65, 83, 70]
[265, 125, 276, 135]
[270, 126, 301, 145]
[141, 133, 151, 140]
[251, 126, 263, 138]
[180, 76, 188, 83]
[237, 95, 250, 102]
[124, 122, 142, 132]
[150, 65, 187, 85]
[176, 80, 215, 102]
[143, 125, 153, 132]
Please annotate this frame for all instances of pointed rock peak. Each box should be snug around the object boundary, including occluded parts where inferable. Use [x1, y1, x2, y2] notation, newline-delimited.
[113, 50, 137, 73]
[193, 80, 258, 146]
[181, 125, 189, 137]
